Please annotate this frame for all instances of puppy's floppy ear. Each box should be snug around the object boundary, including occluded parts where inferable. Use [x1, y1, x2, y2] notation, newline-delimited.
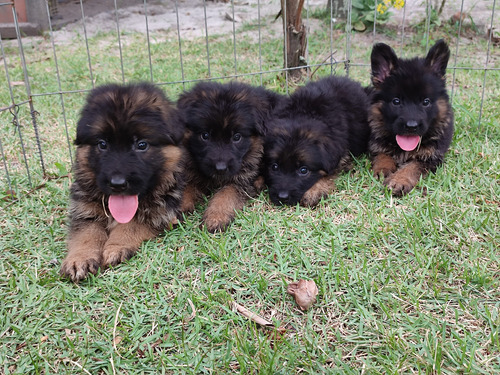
[253, 101, 270, 136]
[425, 39, 450, 78]
[161, 106, 185, 145]
[371, 43, 398, 87]
[317, 139, 343, 175]
[248, 93, 273, 137]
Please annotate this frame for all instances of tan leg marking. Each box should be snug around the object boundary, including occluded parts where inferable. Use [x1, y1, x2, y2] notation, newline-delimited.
[203, 184, 246, 233]
[372, 153, 397, 179]
[300, 176, 336, 207]
[61, 223, 108, 282]
[101, 222, 157, 268]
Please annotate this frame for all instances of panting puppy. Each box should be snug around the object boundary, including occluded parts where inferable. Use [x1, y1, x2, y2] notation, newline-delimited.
[60, 83, 185, 282]
[368, 39, 454, 196]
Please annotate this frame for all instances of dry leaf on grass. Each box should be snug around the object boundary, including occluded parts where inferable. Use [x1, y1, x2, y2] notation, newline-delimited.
[287, 279, 318, 311]
[113, 335, 123, 346]
[232, 301, 273, 328]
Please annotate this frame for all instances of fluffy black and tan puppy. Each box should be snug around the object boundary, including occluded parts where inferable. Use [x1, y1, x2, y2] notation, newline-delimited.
[264, 75, 371, 206]
[177, 81, 282, 232]
[60, 83, 185, 282]
[369, 39, 454, 196]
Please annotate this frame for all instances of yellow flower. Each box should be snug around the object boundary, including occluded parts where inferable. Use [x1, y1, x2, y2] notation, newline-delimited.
[377, 3, 388, 14]
[383, 0, 391, 6]
[393, 0, 405, 9]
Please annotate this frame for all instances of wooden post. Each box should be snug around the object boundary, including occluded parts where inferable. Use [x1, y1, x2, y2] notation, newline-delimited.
[281, 0, 308, 80]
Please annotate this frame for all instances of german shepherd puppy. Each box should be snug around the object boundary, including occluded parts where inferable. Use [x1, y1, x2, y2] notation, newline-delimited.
[60, 83, 185, 282]
[177, 81, 282, 232]
[369, 39, 454, 196]
[264, 76, 370, 206]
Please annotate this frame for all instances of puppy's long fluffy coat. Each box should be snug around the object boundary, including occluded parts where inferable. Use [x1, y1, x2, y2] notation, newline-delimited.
[60, 83, 185, 282]
[368, 39, 454, 196]
[177, 81, 282, 232]
[264, 75, 370, 206]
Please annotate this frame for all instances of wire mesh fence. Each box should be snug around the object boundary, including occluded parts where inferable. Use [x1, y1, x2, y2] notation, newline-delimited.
[0, 0, 498, 199]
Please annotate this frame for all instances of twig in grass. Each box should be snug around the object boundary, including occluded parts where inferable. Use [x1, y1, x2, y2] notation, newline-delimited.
[183, 298, 197, 325]
[112, 302, 124, 358]
[391, 293, 417, 310]
[110, 355, 116, 375]
[232, 301, 273, 328]
[68, 360, 92, 375]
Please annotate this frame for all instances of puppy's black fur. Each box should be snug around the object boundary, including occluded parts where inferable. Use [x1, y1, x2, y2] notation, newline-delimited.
[177, 81, 282, 232]
[264, 75, 370, 206]
[369, 39, 454, 196]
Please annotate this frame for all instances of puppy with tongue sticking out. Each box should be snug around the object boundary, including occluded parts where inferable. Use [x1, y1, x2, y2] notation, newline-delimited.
[367, 39, 454, 196]
[60, 83, 186, 282]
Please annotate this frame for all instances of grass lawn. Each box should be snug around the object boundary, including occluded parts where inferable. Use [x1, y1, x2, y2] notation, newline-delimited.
[0, 12, 499, 374]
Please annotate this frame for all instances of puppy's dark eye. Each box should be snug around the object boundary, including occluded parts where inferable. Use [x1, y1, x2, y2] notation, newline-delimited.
[298, 166, 309, 175]
[136, 140, 148, 151]
[422, 98, 431, 107]
[97, 139, 108, 151]
[201, 132, 210, 141]
[392, 98, 401, 106]
[271, 163, 279, 172]
[232, 133, 242, 143]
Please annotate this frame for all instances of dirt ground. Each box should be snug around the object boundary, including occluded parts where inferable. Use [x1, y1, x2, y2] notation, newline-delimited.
[49, 0, 498, 44]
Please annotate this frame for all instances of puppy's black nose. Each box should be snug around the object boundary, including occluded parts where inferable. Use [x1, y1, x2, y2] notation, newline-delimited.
[406, 120, 419, 129]
[109, 175, 128, 192]
[278, 191, 289, 201]
[215, 161, 227, 172]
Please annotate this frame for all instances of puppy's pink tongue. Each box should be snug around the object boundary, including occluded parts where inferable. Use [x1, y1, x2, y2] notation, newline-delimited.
[396, 135, 421, 151]
[108, 195, 138, 224]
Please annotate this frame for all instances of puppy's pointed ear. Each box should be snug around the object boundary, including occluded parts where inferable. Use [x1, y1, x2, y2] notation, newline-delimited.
[371, 43, 398, 87]
[425, 39, 450, 78]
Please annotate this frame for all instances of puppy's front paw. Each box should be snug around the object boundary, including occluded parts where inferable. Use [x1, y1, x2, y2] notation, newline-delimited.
[372, 154, 397, 179]
[202, 210, 233, 233]
[180, 199, 196, 215]
[373, 166, 395, 179]
[384, 174, 417, 196]
[300, 189, 323, 207]
[384, 162, 423, 196]
[102, 245, 138, 268]
[60, 254, 101, 283]
[300, 177, 335, 207]
[202, 185, 244, 232]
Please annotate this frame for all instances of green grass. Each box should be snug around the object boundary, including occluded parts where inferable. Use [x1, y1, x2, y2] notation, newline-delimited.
[1, 18, 499, 374]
